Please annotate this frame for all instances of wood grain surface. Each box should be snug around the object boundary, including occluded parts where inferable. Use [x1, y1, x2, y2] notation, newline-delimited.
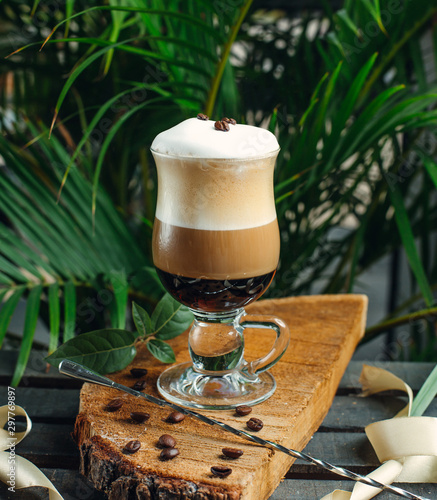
[72, 294, 368, 500]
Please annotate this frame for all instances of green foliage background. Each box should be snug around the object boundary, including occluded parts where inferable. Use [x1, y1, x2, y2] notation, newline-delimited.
[0, 0, 436, 384]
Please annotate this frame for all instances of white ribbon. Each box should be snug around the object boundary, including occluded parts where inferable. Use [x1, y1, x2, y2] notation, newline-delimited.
[321, 364, 437, 500]
[0, 404, 64, 499]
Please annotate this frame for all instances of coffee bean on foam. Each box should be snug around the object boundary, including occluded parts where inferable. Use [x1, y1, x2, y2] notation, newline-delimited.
[221, 117, 237, 125]
[214, 120, 230, 131]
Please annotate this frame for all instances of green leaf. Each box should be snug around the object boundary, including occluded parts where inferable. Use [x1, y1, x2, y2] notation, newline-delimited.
[63, 281, 76, 342]
[46, 329, 137, 374]
[147, 338, 175, 364]
[0, 287, 25, 349]
[48, 283, 60, 354]
[108, 270, 128, 329]
[423, 157, 437, 190]
[50, 39, 134, 133]
[130, 267, 165, 303]
[44, 6, 225, 48]
[335, 9, 360, 37]
[132, 302, 152, 338]
[11, 285, 43, 386]
[268, 108, 278, 133]
[151, 293, 193, 340]
[359, 0, 388, 36]
[411, 364, 437, 417]
[385, 176, 434, 307]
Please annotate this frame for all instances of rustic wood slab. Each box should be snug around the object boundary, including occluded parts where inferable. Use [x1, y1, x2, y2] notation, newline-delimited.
[73, 294, 367, 500]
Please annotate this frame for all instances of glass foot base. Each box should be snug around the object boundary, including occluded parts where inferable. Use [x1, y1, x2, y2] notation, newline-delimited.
[157, 362, 276, 410]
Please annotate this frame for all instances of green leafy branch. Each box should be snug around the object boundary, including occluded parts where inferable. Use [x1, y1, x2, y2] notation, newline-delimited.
[46, 294, 194, 373]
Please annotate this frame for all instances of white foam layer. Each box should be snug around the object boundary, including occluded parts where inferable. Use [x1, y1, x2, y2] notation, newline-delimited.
[151, 118, 279, 159]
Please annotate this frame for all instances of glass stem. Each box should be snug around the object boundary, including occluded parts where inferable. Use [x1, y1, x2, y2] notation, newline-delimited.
[188, 308, 245, 374]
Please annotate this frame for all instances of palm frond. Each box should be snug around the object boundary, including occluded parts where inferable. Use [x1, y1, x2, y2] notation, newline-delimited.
[0, 122, 162, 382]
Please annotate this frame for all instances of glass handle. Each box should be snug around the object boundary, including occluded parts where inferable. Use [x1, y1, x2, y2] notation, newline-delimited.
[239, 314, 290, 376]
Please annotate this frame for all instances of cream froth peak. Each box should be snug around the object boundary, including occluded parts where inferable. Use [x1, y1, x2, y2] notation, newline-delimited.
[151, 117, 279, 159]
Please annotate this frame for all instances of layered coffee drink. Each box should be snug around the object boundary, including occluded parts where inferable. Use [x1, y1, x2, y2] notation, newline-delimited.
[151, 117, 280, 312]
[151, 117, 289, 409]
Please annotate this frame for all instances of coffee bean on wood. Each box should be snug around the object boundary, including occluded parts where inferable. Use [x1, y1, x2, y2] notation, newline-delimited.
[130, 411, 150, 423]
[222, 447, 243, 459]
[123, 440, 141, 454]
[235, 405, 252, 416]
[160, 448, 179, 460]
[211, 466, 232, 478]
[158, 434, 176, 448]
[105, 398, 123, 411]
[130, 368, 148, 378]
[247, 417, 263, 431]
[132, 380, 147, 391]
[166, 411, 185, 423]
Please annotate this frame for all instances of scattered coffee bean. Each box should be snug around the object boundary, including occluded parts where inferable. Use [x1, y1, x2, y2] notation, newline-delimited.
[247, 417, 263, 431]
[211, 466, 232, 478]
[130, 411, 150, 423]
[158, 434, 176, 448]
[235, 405, 252, 416]
[214, 120, 230, 131]
[160, 448, 179, 460]
[105, 398, 123, 412]
[197, 113, 209, 120]
[221, 117, 236, 125]
[222, 447, 244, 459]
[123, 440, 141, 454]
[166, 411, 185, 423]
[132, 380, 147, 391]
[130, 368, 148, 378]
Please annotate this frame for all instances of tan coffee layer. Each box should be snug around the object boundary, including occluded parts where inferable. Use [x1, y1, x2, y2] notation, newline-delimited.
[152, 218, 280, 280]
[153, 153, 277, 231]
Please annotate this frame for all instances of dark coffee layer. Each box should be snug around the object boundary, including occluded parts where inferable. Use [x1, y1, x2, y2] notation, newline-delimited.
[156, 269, 275, 312]
[152, 219, 279, 280]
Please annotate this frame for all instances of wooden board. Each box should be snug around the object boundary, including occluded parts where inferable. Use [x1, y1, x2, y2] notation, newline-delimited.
[73, 294, 367, 500]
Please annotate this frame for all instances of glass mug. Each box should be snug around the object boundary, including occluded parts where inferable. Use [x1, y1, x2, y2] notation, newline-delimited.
[151, 148, 289, 409]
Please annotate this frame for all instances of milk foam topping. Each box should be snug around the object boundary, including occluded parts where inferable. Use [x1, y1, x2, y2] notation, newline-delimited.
[151, 118, 279, 159]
